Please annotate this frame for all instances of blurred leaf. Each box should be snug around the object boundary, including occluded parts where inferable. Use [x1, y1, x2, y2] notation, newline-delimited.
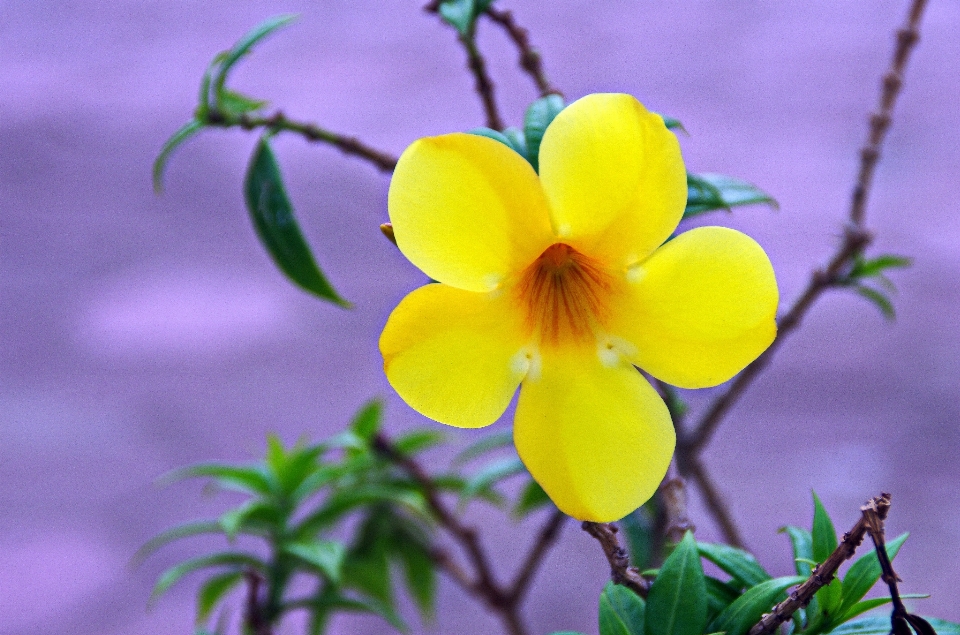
[524, 94, 565, 172]
[212, 14, 298, 99]
[160, 463, 273, 496]
[396, 541, 437, 620]
[853, 285, 896, 320]
[685, 173, 777, 219]
[437, 0, 493, 36]
[621, 502, 656, 571]
[196, 571, 244, 623]
[513, 479, 552, 518]
[825, 616, 960, 635]
[454, 430, 514, 465]
[459, 456, 526, 508]
[219, 500, 279, 540]
[322, 594, 408, 632]
[707, 576, 805, 635]
[837, 595, 928, 623]
[134, 521, 224, 565]
[812, 492, 842, 619]
[849, 254, 911, 279]
[468, 127, 528, 159]
[351, 400, 383, 442]
[244, 137, 349, 306]
[393, 429, 447, 455]
[217, 90, 267, 117]
[297, 485, 429, 537]
[839, 532, 908, 615]
[151, 552, 265, 604]
[153, 119, 204, 193]
[284, 540, 347, 583]
[704, 576, 741, 624]
[502, 127, 528, 157]
[697, 542, 772, 590]
[343, 527, 394, 607]
[779, 525, 814, 577]
[645, 532, 707, 635]
[653, 112, 685, 133]
[599, 581, 646, 635]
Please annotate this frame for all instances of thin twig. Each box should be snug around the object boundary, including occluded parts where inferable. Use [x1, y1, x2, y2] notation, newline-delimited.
[483, 6, 561, 98]
[581, 521, 652, 598]
[509, 510, 567, 602]
[425, 4, 505, 130]
[205, 109, 398, 172]
[681, 0, 928, 457]
[680, 457, 745, 548]
[747, 493, 891, 635]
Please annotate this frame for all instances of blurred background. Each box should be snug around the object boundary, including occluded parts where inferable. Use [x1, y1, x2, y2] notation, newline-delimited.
[2, 1, 959, 633]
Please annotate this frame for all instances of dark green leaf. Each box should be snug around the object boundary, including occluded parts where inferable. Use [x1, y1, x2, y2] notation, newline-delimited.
[213, 15, 298, 99]
[296, 485, 429, 536]
[219, 500, 279, 540]
[454, 430, 514, 465]
[343, 544, 394, 607]
[134, 520, 223, 566]
[620, 504, 656, 571]
[159, 463, 273, 496]
[196, 571, 244, 623]
[839, 532, 908, 615]
[244, 137, 349, 306]
[653, 113, 685, 133]
[502, 127, 528, 158]
[599, 581, 646, 635]
[853, 285, 896, 320]
[284, 540, 347, 582]
[685, 173, 778, 219]
[645, 532, 708, 635]
[704, 576, 741, 624]
[812, 492, 842, 618]
[524, 94, 565, 172]
[468, 127, 528, 158]
[151, 552, 265, 604]
[396, 542, 437, 620]
[849, 254, 912, 279]
[697, 542, 772, 590]
[707, 576, 805, 635]
[438, 0, 490, 36]
[323, 594, 408, 632]
[779, 525, 814, 577]
[351, 399, 383, 441]
[513, 479, 552, 518]
[835, 595, 932, 623]
[393, 429, 447, 455]
[459, 456, 526, 508]
[826, 616, 960, 635]
[153, 119, 204, 193]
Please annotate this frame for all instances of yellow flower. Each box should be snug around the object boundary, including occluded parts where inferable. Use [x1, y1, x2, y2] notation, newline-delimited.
[380, 94, 778, 522]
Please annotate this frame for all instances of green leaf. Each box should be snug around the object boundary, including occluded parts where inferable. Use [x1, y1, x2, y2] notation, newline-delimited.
[849, 254, 912, 279]
[707, 576, 805, 635]
[351, 399, 383, 441]
[454, 430, 514, 465]
[839, 532, 908, 615]
[284, 540, 347, 583]
[296, 485, 429, 536]
[645, 532, 708, 635]
[437, 0, 490, 36]
[826, 616, 960, 635]
[599, 581, 646, 635]
[523, 94, 565, 172]
[244, 137, 349, 306]
[550, 632, 589, 635]
[196, 571, 244, 623]
[134, 521, 224, 566]
[779, 526, 814, 577]
[468, 127, 528, 159]
[697, 542, 772, 590]
[853, 285, 896, 320]
[393, 429, 447, 455]
[218, 90, 268, 117]
[159, 463, 273, 496]
[654, 113, 685, 133]
[151, 552, 265, 604]
[153, 119, 204, 193]
[704, 576, 741, 624]
[513, 479, 552, 518]
[396, 542, 437, 620]
[834, 595, 934, 623]
[322, 594, 409, 632]
[343, 543, 394, 607]
[685, 173, 778, 219]
[219, 500, 279, 540]
[812, 492, 842, 619]
[459, 456, 526, 508]
[620, 504, 655, 571]
[212, 14, 298, 100]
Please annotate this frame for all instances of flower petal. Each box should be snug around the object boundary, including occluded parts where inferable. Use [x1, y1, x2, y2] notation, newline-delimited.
[389, 133, 554, 292]
[611, 226, 778, 389]
[538, 94, 687, 267]
[380, 283, 530, 428]
[514, 347, 675, 522]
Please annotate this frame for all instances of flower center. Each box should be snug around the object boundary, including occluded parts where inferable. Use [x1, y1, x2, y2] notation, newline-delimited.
[515, 243, 615, 347]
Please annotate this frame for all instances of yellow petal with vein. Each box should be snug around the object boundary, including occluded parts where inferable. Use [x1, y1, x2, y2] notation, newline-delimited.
[538, 94, 687, 268]
[389, 133, 554, 292]
[514, 348, 675, 522]
[380, 283, 528, 428]
[612, 226, 778, 388]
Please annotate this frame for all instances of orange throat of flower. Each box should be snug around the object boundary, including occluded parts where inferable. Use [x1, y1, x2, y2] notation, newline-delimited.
[515, 243, 617, 348]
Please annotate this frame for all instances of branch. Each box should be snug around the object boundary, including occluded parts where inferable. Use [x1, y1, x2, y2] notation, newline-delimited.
[483, 6, 561, 98]
[747, 493, 891, 635]
[581, 521, 651, 598]
[508, 509, 567, 602]
[682, 0, 928, 456]
[205, 109, 398, 172]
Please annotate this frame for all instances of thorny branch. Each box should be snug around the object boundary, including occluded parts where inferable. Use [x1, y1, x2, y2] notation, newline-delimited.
[747, 493, 891, 635]
[581, 521, 652, 598]
[483, 6, 561, 98]
[675, 0, 928, 542]
[205, 109, 398, 172]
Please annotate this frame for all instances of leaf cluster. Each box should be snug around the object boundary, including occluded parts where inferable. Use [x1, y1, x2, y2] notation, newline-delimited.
[839, 254, 912, 320]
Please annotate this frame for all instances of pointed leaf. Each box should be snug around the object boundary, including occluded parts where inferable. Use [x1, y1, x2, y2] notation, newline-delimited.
[849, 254, 912, 279]
[779, 526, 814, 577]
[653, 112, 685, 133]
[453, 430, 514, 465]
[151, 552, 265, 604]
[396, 542, 437, 620]
[134, 521, 224, 566]
[196, 571, 244, 623]
[704, 576, 741, 624]
[812, 492, 842, 619]
[707, 576, 805, 635]
[393, 429, 447, 455]
[697, 542, 772, 589]
[645, 532, 708, 635]
[853, 285, 896, 320]
[459, 456, 526, 508]
[839, 532, 908, 614]
[213, 14, 298, 98]
[284, 540, 347, 583]
[621, 502, 656, 571]
[685, 173, 777, 219]
[244, 137, 349, 306]
[468, 127, 528, 159]
[219, 500, 280, 540]
[218, 90, 268, 116]
[599, 581, 646, 635]
[153, 119, 204, 193]
[826, 616, 960, 635]
[524, 94, 565, 172]
[438, 0, 485, 36]
[351, 399, 383, 441]
[323, 594, 408, 632]
[513, 479, 552, 518]
[159, 463, 273, 496]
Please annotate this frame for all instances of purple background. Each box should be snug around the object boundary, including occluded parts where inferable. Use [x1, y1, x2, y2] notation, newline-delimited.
[2, 1, 959, 633]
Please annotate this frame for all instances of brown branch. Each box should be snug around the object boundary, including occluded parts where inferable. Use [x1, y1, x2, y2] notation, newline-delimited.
[680, 457, 745, 548]
[581, 521, 652, 598]
[483, 6, 561, 98]
[682, 0, 928, 457]
[205, 109, 398, 172]
[747, 493, 892, 635]
[509, 509, 567, 602]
